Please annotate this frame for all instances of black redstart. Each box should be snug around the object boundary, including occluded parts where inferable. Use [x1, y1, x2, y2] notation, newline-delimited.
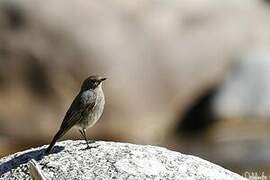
[45, 75, 106, 154]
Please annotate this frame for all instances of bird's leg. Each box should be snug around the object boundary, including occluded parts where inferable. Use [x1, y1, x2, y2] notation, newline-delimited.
[79, 129, 90, 149]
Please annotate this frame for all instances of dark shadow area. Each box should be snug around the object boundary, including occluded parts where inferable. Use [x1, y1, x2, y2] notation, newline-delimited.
[176, 86, 219, 137]
[0, 48, 9, 90]
[2, 2, 26, 30]
[0, 71, 6, 90]
[0, 146, 64, 175]
[23, 53, 53, 99]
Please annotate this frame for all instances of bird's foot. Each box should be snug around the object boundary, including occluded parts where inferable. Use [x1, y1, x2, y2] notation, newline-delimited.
[81, 140, 99, 150]
[83, 144, 99, 150]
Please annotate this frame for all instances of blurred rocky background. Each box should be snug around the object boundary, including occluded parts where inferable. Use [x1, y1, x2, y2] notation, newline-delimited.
[0, 0, 270, 176]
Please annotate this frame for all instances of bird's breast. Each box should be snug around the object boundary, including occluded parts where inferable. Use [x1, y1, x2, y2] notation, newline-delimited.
[80, 87, 105, 129]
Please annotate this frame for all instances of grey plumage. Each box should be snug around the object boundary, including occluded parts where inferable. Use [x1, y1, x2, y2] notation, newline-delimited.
[45, 76, 106, 154]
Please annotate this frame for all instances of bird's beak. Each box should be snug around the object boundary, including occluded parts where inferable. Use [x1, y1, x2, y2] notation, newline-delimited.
[100, 77, 107, 82]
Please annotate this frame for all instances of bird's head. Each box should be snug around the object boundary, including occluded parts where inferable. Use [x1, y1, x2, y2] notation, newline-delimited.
[81, 75, 106, 91]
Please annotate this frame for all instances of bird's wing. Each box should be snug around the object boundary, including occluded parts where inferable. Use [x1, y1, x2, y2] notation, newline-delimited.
[60, 90, 97, 131]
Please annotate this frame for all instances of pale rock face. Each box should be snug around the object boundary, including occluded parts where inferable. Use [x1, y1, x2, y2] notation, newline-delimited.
[213, 49, 270, 120]
[0, 140, 246, 180]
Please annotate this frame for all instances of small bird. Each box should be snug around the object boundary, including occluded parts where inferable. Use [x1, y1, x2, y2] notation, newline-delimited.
[45, 75, 106, 154]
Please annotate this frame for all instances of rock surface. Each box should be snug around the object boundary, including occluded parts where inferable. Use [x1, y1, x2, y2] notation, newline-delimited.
[0, 140, 245, 180]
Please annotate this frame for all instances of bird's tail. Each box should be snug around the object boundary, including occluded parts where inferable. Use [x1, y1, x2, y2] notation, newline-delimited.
[45, 129, 65, 154]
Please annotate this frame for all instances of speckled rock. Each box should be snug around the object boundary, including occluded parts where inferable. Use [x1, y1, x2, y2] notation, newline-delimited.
[0, 140, 246, 180]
